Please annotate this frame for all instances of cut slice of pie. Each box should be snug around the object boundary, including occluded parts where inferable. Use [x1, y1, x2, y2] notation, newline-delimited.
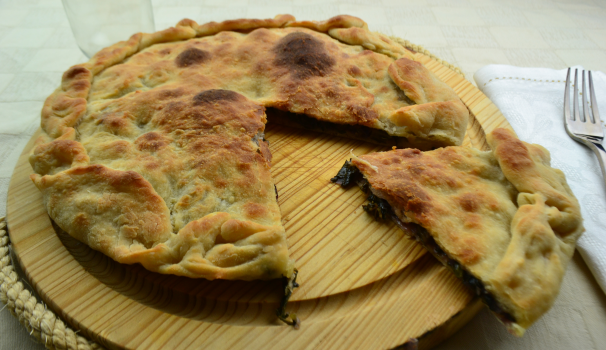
[30, 14, 469, 282]
[332, 127, 584, 335]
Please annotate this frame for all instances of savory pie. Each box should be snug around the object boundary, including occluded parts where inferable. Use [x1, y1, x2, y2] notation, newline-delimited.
[29, 15, 468, 281]
[332, 128, 584, 335]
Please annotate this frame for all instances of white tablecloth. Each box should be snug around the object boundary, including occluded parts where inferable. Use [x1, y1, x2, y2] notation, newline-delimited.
[2, 1, 606, 349]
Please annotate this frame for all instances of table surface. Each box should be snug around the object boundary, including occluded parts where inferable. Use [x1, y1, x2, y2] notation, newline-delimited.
[1, 0, 606, 349]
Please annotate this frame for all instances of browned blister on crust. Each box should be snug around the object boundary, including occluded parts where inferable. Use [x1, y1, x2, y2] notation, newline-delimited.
[40, 66, 91, 138]
[31, 15, 468, 281]
[29, 129, 90, 176]
[351, 128, 583, 335]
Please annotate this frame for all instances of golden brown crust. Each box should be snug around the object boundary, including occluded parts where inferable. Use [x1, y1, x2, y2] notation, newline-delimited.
[387, 58, 469, 147]
[178, 14, 296, 37]
[33, 87, 293, 280]
[40, 15, 468, 149]
[286, 15, 366, 32]
[487, 128, 582, 239]
[31, 164, 173, 251]
[352, 128, 583, 335]
[327, 27, 413, 60]
[353, 145, 516, 270]
[29, 132, 89, 176]
[41, 66, 91, 138]
[32, 14, 468, 281]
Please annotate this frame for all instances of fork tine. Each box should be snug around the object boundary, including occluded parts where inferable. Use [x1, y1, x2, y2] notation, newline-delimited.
[582, 70, 590, 123]
[564, 68, 571, 121]
[588, 71, 602, 125]
[564, 68, 606, 189]
[573, 69, 581, 122]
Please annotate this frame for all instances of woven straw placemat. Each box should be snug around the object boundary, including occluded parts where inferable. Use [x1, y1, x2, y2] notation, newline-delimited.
[0, 217, 103, 349]
[0, 37, 462, 350]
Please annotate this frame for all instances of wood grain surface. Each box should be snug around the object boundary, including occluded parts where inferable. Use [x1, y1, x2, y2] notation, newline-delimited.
[6, 52, 513, 350]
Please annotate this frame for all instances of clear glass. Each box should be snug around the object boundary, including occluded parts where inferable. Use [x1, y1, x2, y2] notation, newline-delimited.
[62, 0, 155, 58]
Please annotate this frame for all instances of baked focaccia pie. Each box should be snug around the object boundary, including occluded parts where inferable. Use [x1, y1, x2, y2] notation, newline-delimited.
[30, 15, 468, 282]
[332, 128, 584, 335]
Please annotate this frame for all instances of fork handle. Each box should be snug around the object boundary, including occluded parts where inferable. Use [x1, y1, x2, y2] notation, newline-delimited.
[583, 139, 606, 190]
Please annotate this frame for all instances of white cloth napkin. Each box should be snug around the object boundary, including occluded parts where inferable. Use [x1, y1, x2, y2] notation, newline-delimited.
[474, 65, 606, 294]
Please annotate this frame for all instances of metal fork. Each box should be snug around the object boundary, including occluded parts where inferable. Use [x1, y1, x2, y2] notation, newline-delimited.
[564, 68, 606, 188]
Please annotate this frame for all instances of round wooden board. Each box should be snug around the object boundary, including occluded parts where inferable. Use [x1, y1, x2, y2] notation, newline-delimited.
[6, 52, 512, 350]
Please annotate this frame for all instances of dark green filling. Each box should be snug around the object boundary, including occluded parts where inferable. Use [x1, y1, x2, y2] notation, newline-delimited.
[276, 269, 300, 329]
[362, 192, 392, 221]
[410, 222, 515, 324]
[330, 160, 363, 187]
[267, 108, 397, 146]
[332, 161, 516, 325]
